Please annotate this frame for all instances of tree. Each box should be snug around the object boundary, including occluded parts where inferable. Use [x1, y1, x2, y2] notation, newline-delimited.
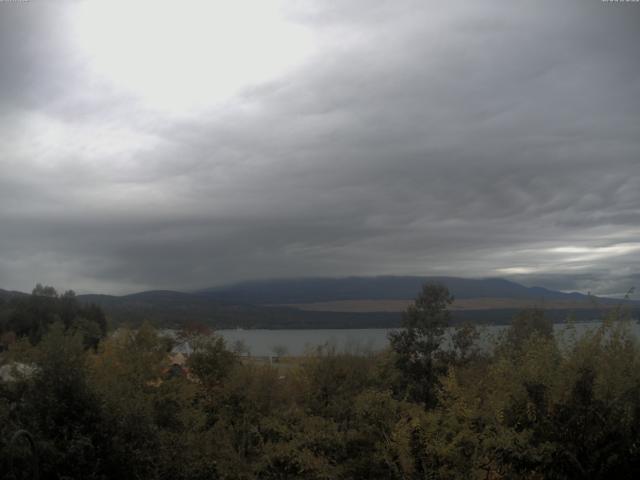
[31, 283, 57, 298]
[3, 285, 107, 347]
[504, 307, 553, 352]
[450, 322, 481, 365]
[187, 334, 237, 388]
[271, 345, 288, 358]
[15, 323, 104, 479]
[389, 283, 453, 408]
[232, 339, 250, 356]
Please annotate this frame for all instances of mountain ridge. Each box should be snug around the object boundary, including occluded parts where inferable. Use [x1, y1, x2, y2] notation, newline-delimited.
[2, 278, 637, 329]
[194, 276, 608, 304]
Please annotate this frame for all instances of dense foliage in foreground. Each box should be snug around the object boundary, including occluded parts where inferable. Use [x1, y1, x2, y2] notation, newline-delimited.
[1, 285, 640, 479]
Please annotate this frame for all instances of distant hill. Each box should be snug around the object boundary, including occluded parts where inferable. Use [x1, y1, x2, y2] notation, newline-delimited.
[196, 276, 595, 304]
[0, 288, 27, 302]
[75, 290, 400, 329]
[2, 277, 636, 329]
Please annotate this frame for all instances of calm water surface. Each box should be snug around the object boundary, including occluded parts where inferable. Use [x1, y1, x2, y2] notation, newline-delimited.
[210, 321, 640, 357]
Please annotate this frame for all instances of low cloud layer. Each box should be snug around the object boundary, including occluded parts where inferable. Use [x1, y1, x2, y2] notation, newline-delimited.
[0, 0, 639, 296]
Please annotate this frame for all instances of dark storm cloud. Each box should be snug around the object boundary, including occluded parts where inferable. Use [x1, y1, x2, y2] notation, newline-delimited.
[0, 0, 639, 295]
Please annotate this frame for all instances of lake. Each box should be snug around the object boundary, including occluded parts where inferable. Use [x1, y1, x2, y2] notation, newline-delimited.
[209, 321, 640, 357]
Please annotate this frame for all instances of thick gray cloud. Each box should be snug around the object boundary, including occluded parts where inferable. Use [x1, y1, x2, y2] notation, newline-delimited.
[0, 0, 639, 295]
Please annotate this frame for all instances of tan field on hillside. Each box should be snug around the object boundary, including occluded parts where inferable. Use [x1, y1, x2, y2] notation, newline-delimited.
[278, 297, 604, 313]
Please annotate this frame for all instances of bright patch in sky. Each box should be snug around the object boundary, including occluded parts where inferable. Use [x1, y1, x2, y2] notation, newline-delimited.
[548, 244, 640, 262]
[495, 267, 538, 275]
[71, 0, 315, 112]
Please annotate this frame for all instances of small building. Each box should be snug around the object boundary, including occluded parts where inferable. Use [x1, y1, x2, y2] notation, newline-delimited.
[161, 351, 192, 380]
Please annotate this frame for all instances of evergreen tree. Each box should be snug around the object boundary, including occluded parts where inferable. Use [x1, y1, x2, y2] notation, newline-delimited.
[389, 283, 453, 408]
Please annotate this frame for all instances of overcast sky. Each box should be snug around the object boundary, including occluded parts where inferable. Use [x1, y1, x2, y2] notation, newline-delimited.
[0, 0, 639, 296]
